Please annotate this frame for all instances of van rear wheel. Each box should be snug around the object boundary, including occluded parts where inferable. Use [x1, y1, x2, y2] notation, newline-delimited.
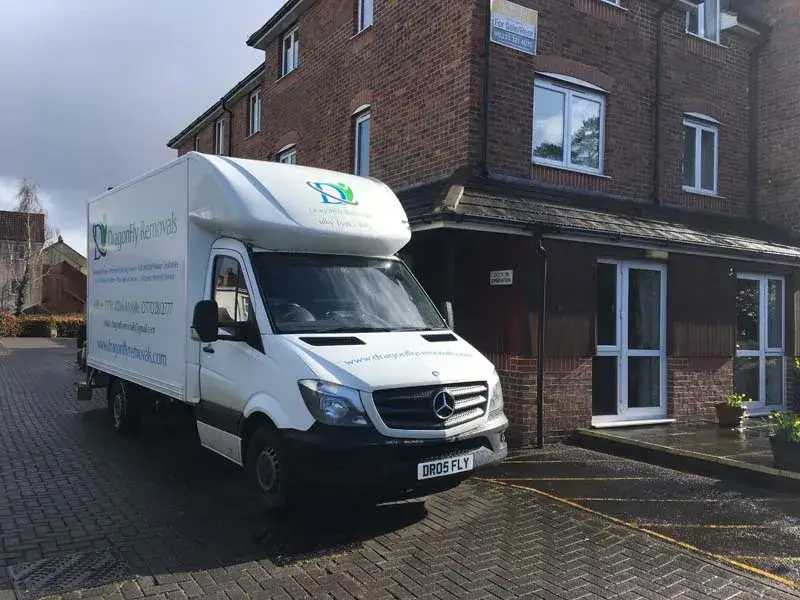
[246, 426, 291, 513]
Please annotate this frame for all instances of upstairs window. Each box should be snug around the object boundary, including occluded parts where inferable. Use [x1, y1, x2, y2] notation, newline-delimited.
[532, 78, 605, 175]
[277, 145, 297, 165]
[686, 0, 720, 42]
[682, 117, 718, 195]
[358, 0, 374, 32]
[249, 88, 262, 135]
[214, 119, 225, 155]
[354, 109, 371, 177]
[282, 25, 300, 76]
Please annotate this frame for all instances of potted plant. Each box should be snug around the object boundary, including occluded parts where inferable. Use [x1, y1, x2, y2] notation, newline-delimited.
[768, 412, 800, 472]
[715, 393, 748, 428]
[48, 316, 58, 338]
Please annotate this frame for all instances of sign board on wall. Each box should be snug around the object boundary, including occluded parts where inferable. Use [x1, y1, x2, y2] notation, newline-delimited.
[490, 0, 538, 56]
[490, 270, 514, 286]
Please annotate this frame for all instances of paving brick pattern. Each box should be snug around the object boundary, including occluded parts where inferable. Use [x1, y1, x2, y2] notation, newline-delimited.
[1, 338, 799, 599]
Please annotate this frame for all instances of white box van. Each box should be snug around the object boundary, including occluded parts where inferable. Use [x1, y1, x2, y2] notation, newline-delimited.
[80, 152, 508, 510]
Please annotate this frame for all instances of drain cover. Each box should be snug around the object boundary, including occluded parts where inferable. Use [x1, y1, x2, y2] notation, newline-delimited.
[8, 548, 132, 600]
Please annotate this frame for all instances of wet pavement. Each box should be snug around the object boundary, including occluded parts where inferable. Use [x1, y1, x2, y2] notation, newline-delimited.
[483, 444, 800, 588]
[578, 420, 782, 471]
[2, 337, 800, 599]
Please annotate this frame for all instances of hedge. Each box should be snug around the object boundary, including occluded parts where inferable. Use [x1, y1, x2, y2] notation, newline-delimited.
[0, 312, 20, 337]
[17, 314, 86, 338]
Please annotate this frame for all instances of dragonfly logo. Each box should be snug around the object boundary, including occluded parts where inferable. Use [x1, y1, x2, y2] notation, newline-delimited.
[307, 182, 358, 206]
[92, 215, 108, 261]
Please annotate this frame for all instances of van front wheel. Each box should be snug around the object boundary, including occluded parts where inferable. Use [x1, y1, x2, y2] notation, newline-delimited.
[246, 426, 291, 513]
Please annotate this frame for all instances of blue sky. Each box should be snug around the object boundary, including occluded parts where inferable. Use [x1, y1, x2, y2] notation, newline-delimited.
[0, 0, 282, 255]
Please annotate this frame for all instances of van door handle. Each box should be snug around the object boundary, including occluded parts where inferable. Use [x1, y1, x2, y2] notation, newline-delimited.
[202, 345, 215, 354]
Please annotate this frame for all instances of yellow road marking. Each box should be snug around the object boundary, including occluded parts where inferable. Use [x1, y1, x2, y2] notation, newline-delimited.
[637, 524, 768, 529]
[476, 477, 798, 590]
[567, 497, 720, 502]
[736, 556, 800, 561]
[491, 477, 656, 481]
[504, 458, 636, 464]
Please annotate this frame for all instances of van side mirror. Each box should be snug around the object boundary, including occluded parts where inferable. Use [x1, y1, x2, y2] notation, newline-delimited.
[192, 300, 219, 343]
[440, 300, 454, 330]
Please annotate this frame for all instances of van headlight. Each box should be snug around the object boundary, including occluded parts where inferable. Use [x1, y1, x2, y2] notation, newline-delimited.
[298, 380, 370, 427]
[488, 371, 504, 417]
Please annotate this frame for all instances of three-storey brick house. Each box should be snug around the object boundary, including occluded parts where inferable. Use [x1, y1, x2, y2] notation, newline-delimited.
[168, 0, 800, 446]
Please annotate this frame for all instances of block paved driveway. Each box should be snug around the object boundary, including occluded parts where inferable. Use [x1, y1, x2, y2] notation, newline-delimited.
[1, 338, 799, 600]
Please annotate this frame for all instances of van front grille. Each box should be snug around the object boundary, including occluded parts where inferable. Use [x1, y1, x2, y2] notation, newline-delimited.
[371, 382, 488, 430]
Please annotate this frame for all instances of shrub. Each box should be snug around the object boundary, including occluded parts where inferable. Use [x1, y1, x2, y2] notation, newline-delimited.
[17, 314, 86, 338]
[769, 412, 800, 443]
[0, 312, 20, 337]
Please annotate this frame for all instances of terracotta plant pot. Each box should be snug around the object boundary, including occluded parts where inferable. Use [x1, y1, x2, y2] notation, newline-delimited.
[715, 403, 746, 428]
[770, 436, 800, 472]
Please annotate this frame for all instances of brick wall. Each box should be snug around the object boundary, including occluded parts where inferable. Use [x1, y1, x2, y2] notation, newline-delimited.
[756, 0, 800, 235]
[491, 354, 592, 447]
[479, 0, 758, 214]
[667, 357, 732, 421]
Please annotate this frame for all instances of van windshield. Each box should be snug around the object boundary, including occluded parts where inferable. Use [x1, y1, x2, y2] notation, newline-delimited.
[251, 253, 448, 334]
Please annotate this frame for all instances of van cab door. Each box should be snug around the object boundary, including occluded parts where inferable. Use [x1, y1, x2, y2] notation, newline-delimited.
[196, 250, 264, 465]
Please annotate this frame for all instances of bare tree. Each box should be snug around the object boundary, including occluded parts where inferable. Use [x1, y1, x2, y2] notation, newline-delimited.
[4, 180, 57, 315]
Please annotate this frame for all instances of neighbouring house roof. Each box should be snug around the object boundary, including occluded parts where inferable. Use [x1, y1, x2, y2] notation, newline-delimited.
[43, 236, 87, 272]
[398, 171, 800, 262]
[167, 63, 265, 149]
[0, 210, 45, 244]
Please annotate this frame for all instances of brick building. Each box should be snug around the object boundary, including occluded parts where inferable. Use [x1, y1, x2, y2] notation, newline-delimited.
[168, 0, 800, 446]
[0, 210, 45, 313]
[39, 236, 87, 315]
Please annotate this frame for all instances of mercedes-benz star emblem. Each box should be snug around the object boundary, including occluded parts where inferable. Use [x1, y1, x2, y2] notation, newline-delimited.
[432, 390, 456, 421]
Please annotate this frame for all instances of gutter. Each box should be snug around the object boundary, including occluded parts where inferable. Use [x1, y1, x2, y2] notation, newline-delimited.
[480, 0, 492, 176]
[748, 32, 770, 220]
[653, 0, 680, 205]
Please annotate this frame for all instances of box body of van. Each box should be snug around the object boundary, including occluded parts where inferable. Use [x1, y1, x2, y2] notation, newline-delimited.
[83, 153, 508, 509]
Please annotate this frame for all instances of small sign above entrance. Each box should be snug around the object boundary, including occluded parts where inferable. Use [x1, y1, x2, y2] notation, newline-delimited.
[490, 270, 514, 286]
[490, 0, 538, 56]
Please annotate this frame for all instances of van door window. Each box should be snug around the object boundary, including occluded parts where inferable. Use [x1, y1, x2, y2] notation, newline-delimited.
[212, 256, 253, 334]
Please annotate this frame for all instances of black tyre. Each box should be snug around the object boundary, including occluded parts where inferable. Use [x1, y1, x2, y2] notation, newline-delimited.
[246, 425, 291, 513]
[108, 379, 141, 435]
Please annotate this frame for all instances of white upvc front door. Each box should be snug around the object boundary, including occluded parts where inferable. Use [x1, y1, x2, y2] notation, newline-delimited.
[594, 261, 668, 424]
[734, 273, 785, 413]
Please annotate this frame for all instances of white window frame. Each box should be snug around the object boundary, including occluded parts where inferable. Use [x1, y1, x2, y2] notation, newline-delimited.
[248, 89, 262, 136]
[682, 117, 718, 196]
[354, 109, 371, 177]
[214, 119, 225, 155]
[277, 145, 297, 165]
[532, 78, 606, 176]
[600, 0, 621, 5]
[735, 273, 785, 411]
[686, 0, 720, 43]
[281, 25, 300, 77]
[358, 0, 374, 31]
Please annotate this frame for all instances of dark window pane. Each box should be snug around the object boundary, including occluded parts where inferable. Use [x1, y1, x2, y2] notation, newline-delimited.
[592, 355, 618, 416]
[533, 86, 565, 162]
[596, 263, 617, 346]
[768, 279, 783, 349]
[628, 269, 661, 350]
[627, 357, 660, 408]
[734, 357, 759, 403]
[736, 279, 759, 351]
[683, 126, 696, 187]
[701, 129, 716, 191]
[766, 358, 783, 406]
[570, 97, 601, 169]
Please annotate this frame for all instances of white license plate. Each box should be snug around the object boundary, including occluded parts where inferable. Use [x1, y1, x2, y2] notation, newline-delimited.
[417, 454, 474, 480]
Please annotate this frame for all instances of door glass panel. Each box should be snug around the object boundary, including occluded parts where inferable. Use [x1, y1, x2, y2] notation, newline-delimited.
[592, 356, 618, 416]
[733, 357, 759, 403]
[596, 263, 617, 346]
[213, 257, 252, 333]
[627, 357, 660, 408]
[627, 269, 661, 350]
[768, 279, 783, 349]
[766, 357, 783, 406]
[736, 279, 759, 351]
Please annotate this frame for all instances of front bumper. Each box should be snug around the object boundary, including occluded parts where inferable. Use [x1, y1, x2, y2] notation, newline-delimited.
[282, 417, 508, 492]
